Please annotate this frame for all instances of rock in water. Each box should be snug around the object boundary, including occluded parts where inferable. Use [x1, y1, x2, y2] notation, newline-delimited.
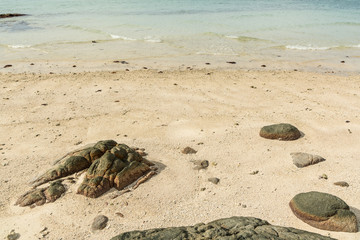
[110, 216, 335, 240]
[260, 123, 301, 140]
[0, 13, 27, 18]
[289, 191, 358, 232]
[290, 152, 325, 168]
[91, 215, 108, 231]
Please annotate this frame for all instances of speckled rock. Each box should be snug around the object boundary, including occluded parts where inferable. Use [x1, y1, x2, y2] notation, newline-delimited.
[260, 123, 301, 140]
[289, 191, 358, 232]
[111, 216, 335, 240]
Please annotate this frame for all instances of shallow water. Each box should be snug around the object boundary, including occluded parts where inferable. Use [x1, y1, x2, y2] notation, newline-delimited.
[1, 0, 359, 71]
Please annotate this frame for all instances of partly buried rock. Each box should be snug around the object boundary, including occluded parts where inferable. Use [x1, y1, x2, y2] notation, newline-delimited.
[182, 147, 197, 154]
[91, 215, 108, 231]
[17, 140, 156, 207]
[260, 123, 301, 140]
[16, 181, 65, 207]
[291, 152, 325, 168]
[289, 191, 358, 232]
[110, 216, 335, 240]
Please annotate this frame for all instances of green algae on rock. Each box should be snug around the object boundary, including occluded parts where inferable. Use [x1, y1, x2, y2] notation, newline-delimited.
[16, 140, 155, 207]
[110, 216, 335, 240]
[16, 181, 66, 207]
[289, 191, 358, 232]
[260, 123, 301, 140]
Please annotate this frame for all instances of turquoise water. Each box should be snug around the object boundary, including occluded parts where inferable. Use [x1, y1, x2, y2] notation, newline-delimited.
[1, 0, 360, 68]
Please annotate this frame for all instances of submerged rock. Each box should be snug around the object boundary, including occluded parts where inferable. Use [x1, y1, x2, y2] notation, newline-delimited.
[111, 216, 335, 240]
[289, 191, 358, 232]
[291, 152, 325, 168]
[0, 13, 27, 18]
[260, 123, 301, 140]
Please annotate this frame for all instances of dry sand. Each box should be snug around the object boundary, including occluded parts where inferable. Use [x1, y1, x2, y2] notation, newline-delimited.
[0, 69, 359, 239]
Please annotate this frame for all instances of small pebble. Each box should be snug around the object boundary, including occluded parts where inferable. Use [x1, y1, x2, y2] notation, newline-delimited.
[91, 215, 108, 231]
[250, 170, 259, 175]
[319, 174, 328, 180]
[226, 61, 236, 64]
[208, 177, 220, 184]
[182, 147, 197, 154]
[334, 181, 349, 187]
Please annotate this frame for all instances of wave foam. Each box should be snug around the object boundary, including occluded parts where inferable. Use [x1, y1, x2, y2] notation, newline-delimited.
[285, 45, 331, 50]
[8, 44, 32, 49]
[110, 34, 137, 41]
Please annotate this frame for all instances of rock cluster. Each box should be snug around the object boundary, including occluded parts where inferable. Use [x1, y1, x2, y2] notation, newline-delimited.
[16, 140, 155, 207]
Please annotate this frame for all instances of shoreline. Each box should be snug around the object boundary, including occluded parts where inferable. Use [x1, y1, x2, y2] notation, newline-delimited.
[0, 69, 359, 239]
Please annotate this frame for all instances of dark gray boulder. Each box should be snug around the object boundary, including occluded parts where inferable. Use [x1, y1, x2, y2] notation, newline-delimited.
[260, 123, 301, 140]
[111, 216, 335, 240]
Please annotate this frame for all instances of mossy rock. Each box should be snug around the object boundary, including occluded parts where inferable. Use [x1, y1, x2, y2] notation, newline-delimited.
[110, 216, 335, 240]
[260, 123, 301, 140]
[289, 191, 358, 232]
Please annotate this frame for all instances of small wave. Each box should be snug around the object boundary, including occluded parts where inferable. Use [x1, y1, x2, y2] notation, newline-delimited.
[225, 35, 264, 42]
[144, 36, 162, 43]
[8, 44, 32, 49]
[110, 34, 137, 41]
[285, 45, 331, 50]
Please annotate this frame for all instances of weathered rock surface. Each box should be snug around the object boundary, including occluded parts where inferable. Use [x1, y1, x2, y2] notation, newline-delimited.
[260, 123, 301, 140]
[111, 216, 335, 240]
[92, 215, 108, 231]
[289, 191, 358, 232]
[15, 181, 66, 207]
[0, 13, 27, 18]
[291, 152, 325, 168]
[17, 140, 155, 206]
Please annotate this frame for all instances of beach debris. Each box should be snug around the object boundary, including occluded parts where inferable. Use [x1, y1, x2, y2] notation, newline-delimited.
[6, 230, 20, 240]
[182, 147, 197, 154]
[250, 170, 259, 175]
[4, 65, 12, 68]
[259, 123, 301, 141]
[319, 174, 328, 180]
[192, 160, 209, 170]
[226, 61, 236, 64]
[91, 215, 108, 231]
[205, 62, 211, 65]
[289, 191, 358, 232]
[15, 181, 66, 207]
[341, 61, 345, 63]
[110, 216, 335, 239]
[16, 140, 156, 206]
[208, 177, 220, 184]
[334, 181, 349, 187]
[261, 64, 266, 67]
[290, 152, 325, 168]
[0, 13, 27, 18]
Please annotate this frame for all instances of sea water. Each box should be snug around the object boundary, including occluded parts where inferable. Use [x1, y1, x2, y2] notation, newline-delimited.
[1, 0, 359, 70]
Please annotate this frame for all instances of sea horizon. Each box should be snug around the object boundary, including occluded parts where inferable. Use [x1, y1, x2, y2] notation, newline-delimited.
[1, 0, 360, 73]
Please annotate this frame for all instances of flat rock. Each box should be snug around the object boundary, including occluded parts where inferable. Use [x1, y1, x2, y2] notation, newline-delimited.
[111, 216, 335, 240]
[260, 123, 301, 140]
[334, 181, 349, 187]
[208, 177, 220, 184]
[91, 215, 108, 231]
[290, 152, 325, 168]
[192, 160, 209, 170]
[289, 191, 358, 232]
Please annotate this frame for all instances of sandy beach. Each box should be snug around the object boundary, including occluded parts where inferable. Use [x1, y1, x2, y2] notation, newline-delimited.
[0, 68, 359, 239]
